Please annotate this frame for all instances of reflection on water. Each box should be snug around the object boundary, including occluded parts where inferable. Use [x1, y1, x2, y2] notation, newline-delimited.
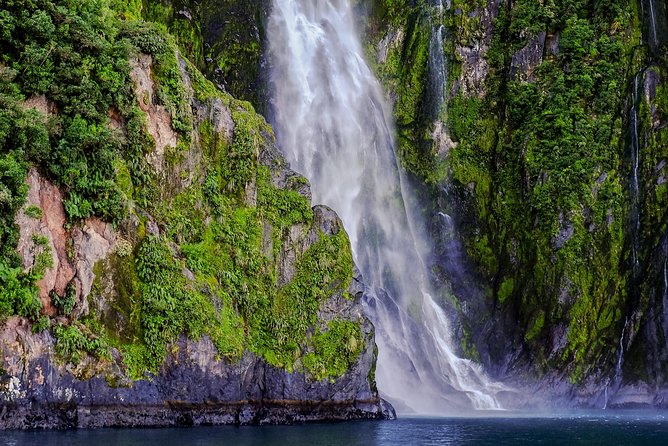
[4, 413, 668, 446]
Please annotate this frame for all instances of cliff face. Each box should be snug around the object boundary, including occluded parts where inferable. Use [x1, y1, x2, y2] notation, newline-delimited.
[0, 1, 392, 428]
[361, 0, 668, 406]
[136, 0, 270, 112]
[4, 0, 668, 421]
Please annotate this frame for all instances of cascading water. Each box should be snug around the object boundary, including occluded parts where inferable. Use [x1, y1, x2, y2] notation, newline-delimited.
[641, 0, 668, 55]
[428, 24, 446, 114]
[267, 0, 506, 414]
[663, 260, 668, 341]
[427, 1, 446, 119]
[629, 71, 644, 276]
[648, 0, 658, 48]
[615, 317, 630, 382]
[428, 0, 450, 149]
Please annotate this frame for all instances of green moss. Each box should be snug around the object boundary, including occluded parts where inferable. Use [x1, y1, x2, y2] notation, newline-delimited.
[221, 111, 257, 194]
[459, 323, 481, 362]
[0, 0, 363, 384]
[257, 166, 313, 230]
[24, 205, 42, 219]
[524, 311, 545, 342]
[303, 319, 363, 381]
[50, 282, 77, 316]
[497, 278, 514, 304]
[114, 158, 134, 200]
[141, 0, 265, 109]
[249, 227, 355, 372]
[110, 0, 144, 19]
[95, 254, 142, 345]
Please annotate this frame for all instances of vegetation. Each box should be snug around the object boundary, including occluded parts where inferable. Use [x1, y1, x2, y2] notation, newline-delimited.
[365, 0, 668, 383]
[53, 322, 109, 366]
[4, 0, 661, 395]
[141, 0, 267, 110]
[0, 0, 362, 384]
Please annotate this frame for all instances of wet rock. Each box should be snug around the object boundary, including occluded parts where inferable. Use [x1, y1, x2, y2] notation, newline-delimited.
[71, 219, 116, 316]
[15, 170, 75, 316]
[510, 32, 546, 82]
[0, 327, 391, 429]
[553, 213, 574, 249]
[453, 0, 500, 98]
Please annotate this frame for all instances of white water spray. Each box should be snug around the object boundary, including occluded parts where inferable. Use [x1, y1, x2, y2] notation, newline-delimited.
[267, 0, 505, 414]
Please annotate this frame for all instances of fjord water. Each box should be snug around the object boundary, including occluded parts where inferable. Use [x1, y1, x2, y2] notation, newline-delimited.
[6, 414, 668, 445]
[267, 0, 505, 414]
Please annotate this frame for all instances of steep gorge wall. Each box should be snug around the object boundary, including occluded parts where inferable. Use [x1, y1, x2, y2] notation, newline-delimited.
[360, 0, 668, 405]
[145, 0, 668, 406]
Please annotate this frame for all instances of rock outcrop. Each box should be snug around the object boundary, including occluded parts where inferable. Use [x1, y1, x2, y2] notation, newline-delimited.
[0, 264, 393, 429]
[0, 13, 393, 427]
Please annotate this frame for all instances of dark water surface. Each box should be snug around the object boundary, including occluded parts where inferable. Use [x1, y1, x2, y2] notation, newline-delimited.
[4, 412, 668, 445]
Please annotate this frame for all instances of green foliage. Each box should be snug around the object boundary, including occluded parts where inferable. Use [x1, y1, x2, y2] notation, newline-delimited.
[0, 117, 32, 266]
[32, 315, 50, 333]
[140, 0, 265, 108]
[257, 166, 313, 230]
[221, 112, 256, 193]
[24, 205, 42, 219]
[127, 234, 241, 375]
[434, 0, 637, 380]
[0, 261, 40, 321]
[0, 0, 361, 385]
[497, 278, 514, 304]
[0, 0, 189, 323]
[363, 0, 653, 381]
[524, 311, 545, 342]
[303, 320, 363, 381]
[53, 323, 109, 366]
[105, 88, 357, 378]
[51, 282, 77, 316]
[252, 228, 355, 371]
[0, 0, 134, 226]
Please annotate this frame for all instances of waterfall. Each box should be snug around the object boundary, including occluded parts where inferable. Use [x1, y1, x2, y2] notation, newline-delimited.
[615, 317, 630, 383]
[267, 0, 505, 414]
[428, 0, 448, 146]
[648, 0, 659, 49]
[662, 260, 668, 341]
[629, 71, 643, 275]
[428, 24, 446, 119]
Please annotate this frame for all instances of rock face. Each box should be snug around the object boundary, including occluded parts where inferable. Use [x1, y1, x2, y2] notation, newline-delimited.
[0, 23, 393, 427]
[129, 54, 178, 172]
[14, 169, 118, 320]
[360, 0, 668, 409]
[510, 32, 546, 82]
[453, 1, 500, 98]
[0, 268, 393, 429]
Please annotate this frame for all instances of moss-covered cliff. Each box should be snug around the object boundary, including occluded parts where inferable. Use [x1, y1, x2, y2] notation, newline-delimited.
[3, 0, 668, 419]
[0, 0, 392, 427]
[128, 0, 268, 111]
[362, 0, 668, 401]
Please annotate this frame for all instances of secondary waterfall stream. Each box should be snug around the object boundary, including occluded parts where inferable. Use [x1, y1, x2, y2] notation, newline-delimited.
[267, 0, 505, 414]
[629, 70, 644, 277]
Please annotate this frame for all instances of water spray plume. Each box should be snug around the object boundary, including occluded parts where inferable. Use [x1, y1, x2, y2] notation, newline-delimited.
[268, 0, 506, 414]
